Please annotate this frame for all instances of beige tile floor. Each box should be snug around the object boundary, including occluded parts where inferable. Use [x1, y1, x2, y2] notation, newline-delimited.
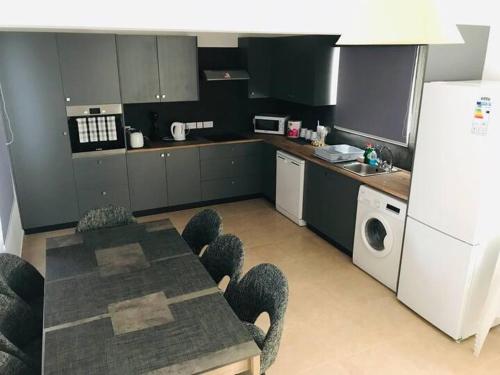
[23, 198, 500, 374]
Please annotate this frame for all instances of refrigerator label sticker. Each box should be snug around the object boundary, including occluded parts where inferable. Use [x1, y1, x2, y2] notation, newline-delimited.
[471, 97, 491, 136]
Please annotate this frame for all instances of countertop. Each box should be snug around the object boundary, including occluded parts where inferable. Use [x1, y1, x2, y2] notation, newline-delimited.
[127, 134, 411, 201]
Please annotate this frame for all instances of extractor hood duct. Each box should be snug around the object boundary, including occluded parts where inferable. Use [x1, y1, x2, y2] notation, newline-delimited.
[203, 70, 250, 81]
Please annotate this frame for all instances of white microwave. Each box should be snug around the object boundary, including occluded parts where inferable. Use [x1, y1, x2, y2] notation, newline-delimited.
[253, 114, 289, 135]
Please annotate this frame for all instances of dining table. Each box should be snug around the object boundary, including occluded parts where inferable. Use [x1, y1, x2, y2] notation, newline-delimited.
[43, 219, 260, 375]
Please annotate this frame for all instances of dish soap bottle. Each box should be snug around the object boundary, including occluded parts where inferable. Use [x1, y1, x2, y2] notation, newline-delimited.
[364, 144, 378, 166]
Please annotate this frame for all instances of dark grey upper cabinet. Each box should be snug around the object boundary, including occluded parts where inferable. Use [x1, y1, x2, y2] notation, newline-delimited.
[0, 33, 79, 229]
[157, 36, 199, 102]
[117, 35, 161, 104]
[127, 151, 168, 212]
[57, 33, 121, 105]
[304, 162, 360, 253]
[271, 36, 339, 106]
[165, 148, 201, 206]
[239, 38, 273, 98]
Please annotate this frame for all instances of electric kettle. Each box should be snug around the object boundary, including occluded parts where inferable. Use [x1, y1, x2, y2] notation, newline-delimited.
[170, 122, 189, 141]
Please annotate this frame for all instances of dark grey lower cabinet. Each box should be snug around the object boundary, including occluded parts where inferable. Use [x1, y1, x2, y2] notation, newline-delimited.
[200, 142, 262, 201]
[0, 33, 79, 229]
[262, 143, 278, 201]
[73, 154, 130, 215]
[304, 162, 361, 253]
[165, 148, 201, 206]
[127, 151, 168, 212]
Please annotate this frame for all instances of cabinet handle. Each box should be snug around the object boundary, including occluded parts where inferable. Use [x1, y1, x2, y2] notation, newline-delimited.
[101, 191, 107, 196]
[161, 153, 165, 158]
[97, 160, 103, 165]
[65, 97, 71, 102]
[63, 131, 68, 136]
[251, 91, 255, 96]
[167, 153, 170, 157]
[161, 94, 166, 99]
[231, 160, 235, 165]
[155, 94, 160, 99]
[231, 181, 235, 185]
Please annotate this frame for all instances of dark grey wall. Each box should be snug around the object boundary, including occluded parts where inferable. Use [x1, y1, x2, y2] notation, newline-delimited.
[0, 100, 14, 241]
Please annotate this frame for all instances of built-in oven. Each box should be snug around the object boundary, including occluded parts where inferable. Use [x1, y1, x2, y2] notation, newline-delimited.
[253, 114, 289, 135]
[67, 104, 125, 155]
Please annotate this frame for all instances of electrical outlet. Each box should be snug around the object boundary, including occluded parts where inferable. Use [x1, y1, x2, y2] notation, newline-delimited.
[203, 121, 214, 128]
[187, 122, 197, 129]
[196, 122, 204, 129]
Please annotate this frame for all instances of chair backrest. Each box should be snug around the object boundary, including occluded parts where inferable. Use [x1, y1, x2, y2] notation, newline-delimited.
[0, 254, 43, 304]
[225, 263, 289, 372]
[76, 205, 136, 233]
[200, 234, 244, 289]
[0, 351, 34, 375]
[0, 293, 41, 349]
[181, 209, 222, 255]
[0, 332, 34, 372]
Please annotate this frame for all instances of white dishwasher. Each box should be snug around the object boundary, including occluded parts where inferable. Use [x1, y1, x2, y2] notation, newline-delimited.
[276, 150, 307, 226]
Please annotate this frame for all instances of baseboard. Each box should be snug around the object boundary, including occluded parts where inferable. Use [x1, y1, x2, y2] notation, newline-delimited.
[4, 197, 24, 256]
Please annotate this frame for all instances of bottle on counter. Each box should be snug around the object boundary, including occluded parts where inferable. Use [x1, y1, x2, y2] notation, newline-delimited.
[364, 144, 378, 166]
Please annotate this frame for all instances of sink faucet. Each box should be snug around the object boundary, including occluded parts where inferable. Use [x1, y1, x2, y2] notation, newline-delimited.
[375, 145, 394, 172]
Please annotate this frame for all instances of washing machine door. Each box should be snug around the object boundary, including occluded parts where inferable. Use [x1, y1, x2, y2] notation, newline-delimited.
[361, 213, 394, 257]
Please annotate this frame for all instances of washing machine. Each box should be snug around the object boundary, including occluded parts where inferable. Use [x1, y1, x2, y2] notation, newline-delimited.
[353, 185, 407, 292]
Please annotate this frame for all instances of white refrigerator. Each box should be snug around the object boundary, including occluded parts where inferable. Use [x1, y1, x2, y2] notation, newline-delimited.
[397, 81, 500, 340]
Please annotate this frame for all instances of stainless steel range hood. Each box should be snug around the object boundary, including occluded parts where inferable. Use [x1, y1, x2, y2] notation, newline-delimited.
[203, 70, 250, 81]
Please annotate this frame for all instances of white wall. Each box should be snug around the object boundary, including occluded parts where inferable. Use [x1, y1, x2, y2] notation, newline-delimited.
[440, 0, 500, 79]
[4, 195, 24, 256]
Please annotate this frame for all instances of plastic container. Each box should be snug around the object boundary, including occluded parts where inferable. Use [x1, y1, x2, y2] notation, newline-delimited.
[313, 144, 364, 163]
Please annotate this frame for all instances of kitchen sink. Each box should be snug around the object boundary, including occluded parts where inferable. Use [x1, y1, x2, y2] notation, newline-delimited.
[342, 162, 397, 177]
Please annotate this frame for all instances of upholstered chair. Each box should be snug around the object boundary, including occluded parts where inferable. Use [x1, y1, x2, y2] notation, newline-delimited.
[181, 209, 222, 256]
[0, 351, 35, 375]
[225, 264, 289, 374]
[200, 234, 244, 292]
[76, 205, 136, 233]
[0, 254, 44, 319]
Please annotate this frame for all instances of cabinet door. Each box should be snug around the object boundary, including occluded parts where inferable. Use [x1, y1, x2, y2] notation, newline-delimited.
[0, 33, 79, 229]
[165, 148, 201, 206]
[324, 171, 361, 253]
[126, 151, 168, 212]
[157, 36, 199, 102]
[240, 38, 273, 98]
[57, 33, 121, 105]
[116, 35, 161, 104]
[262, 143, 277, 201]
[303, 162, 328, 233]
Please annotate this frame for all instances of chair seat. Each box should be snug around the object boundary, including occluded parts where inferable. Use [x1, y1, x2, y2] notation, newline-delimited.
[243, 321, 265, 349]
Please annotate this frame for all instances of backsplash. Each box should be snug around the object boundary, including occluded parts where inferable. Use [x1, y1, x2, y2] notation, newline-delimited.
[123, 47, 412, 170]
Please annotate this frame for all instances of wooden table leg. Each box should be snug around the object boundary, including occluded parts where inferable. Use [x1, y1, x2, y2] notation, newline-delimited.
[249, 355, 260, 375]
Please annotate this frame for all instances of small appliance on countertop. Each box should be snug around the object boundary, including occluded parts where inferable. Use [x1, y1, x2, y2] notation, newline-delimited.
[129, 131, 145, 149]
[253, 114, 289, 135]
[170, 122, 189, 141]
[66, 104, 125, 155]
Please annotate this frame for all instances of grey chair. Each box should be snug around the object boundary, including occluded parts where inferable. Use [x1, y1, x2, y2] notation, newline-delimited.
[0, 333, 37, 374]
[200, 234, 244, 291]
[0, 351, 34, 375]
[0, 254, 44, 319]
[182, 209, 222, 256]
[0, 293, 41, 350]
[76, 205, 137, 233]
[225, 264, 289, 374]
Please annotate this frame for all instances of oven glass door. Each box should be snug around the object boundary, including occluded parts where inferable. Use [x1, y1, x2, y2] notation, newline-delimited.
[255, 118, 280, 132]
[68, 114, 125, 153]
